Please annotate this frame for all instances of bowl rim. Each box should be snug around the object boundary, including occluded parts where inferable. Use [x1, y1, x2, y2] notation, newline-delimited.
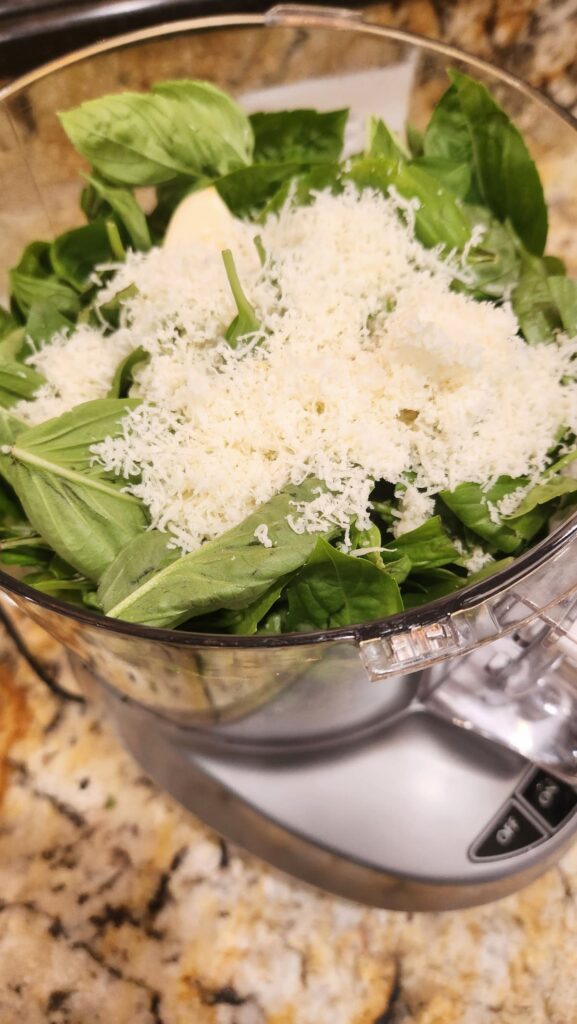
[2, 5, 577, 649]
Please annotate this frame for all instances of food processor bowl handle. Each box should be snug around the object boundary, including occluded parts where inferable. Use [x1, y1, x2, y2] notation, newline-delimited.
[359, 536, 577, 781]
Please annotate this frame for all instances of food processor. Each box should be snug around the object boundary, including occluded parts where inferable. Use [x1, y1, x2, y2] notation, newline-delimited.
[3, 4, 577, 911]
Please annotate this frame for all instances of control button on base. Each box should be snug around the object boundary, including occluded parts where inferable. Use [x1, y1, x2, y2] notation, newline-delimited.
[521, 771, 577, 829]
[472, 803, 545, 860]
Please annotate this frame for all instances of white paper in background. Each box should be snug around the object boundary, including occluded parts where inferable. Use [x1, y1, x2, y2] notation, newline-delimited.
[241, 55, 418, 154]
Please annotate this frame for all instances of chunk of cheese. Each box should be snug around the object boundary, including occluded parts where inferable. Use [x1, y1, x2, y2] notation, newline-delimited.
[164, 185, 260, 271]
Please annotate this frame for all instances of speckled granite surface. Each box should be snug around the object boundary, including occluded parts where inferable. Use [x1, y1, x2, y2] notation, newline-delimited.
[2, 2, 577, 1022]
[3, 612, 577, 1023]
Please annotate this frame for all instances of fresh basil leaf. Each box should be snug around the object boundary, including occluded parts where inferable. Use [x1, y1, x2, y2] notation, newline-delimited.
[24, 556, 97, 604]
[97, 283, 137, 329]
[511, 258, 566, 344]
[99, 478, 332, 627]
[50, 218, 113, 292]
[260, 163, 342, 219]
[152, 80, 253, 166]
[366, 117, 406, 162]
[12, 398, 140, 471]
[347, 156, 471, 251]
[439, 477, 548, 553]
[217, 162, 313, 218]
[504, 474, 577, 519]
[0, 328, 25, 362]
[379, 550, 412, 584]
[547, 276, 577, 337]
[0, 307, 18, 341]
[13, 241, 53, 279]
[10, 270, 80, 320]
[395, 161, 471, 250]
[384, 516, 461, 569]
[1, 463, 146, 581]
[60, 82, 252, 187]
[0, 362, 44, 407]
[108, 347, 149, 399]
[411, 156, 471, 199]
[195, 577, 292, 636]
[0, 400, 147, 580]
[222, 249, 260, 345]
[405, 122, 424, 158]
[424, 82, 472, 164]
[466, 557, 514, 584]
[24, 303, 73, 350]
[402, 567, 465, 608]
[285, 537, 402, 631]
[10, 241, 81, 320]
[458, 206, 520, 299]
[448, 71, 547, 255]
[83, 173, 151, 251]
[250, 109, 347, 164]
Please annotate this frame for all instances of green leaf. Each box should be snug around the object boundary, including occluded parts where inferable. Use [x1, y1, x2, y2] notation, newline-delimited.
[285, 537, 403, 631]
[83, 173, 151, 251]
[108, 347, 149, 399]
[0, 329, 25, 362]
[511, 259, 570, 344]
[347, 156, 471, 251]
[405, 122, 424, 158]
[384, 516, 461, 569]
[152, 79, 253, 166]
[411, 156, 471, 199]
[59, 82, 253, 187]
[0, 399, 147, 580]
[3, 465, 146, 581]
[10, 270, 80, 320]
[439, 477, 549, 553]
[99, 478, 332, 628]
[222, 249, 260, 345]
[195, 577, 292, 636]
[366, 117, 406, 162]
[504, 474, 577, 519]
[0, 362, 44, 408]
[217, 162, 313, 218]
[466, 557, 514, 584]
[0, 306, 18, 341]
[447, 71, 547, 255]
[50, 218, 114, 291]
[250, 108, 347, 164]
[458, 207, 520, 299]
[11, 398, 141, 471]
[424, 83, 473, 164]
[260, 163, 342, 219]
[403, 567, 465, 608]
[24, 303, 73, 349]
[97, 283, 137, 329]
[548, 276, 577, 336]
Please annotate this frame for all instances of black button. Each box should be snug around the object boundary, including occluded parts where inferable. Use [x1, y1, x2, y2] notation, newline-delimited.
[521, 771, 577, 829]
[473, 803, 544, 859]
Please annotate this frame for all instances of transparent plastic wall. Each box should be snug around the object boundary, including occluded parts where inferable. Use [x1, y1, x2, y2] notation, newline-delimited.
[2, 7, 577, 773]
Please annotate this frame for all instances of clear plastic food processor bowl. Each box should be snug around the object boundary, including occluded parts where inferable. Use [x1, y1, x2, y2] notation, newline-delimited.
[3, 5, 577, 778]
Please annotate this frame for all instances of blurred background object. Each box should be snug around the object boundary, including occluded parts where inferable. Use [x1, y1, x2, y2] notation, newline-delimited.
[1, 1, 576, 120]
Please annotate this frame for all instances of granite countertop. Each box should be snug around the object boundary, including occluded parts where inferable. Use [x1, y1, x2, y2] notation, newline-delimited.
[3, 2, 577, 1022]
[4, 610, 577, 1024]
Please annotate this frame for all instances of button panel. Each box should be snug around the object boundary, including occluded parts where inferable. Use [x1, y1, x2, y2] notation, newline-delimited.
[520, 770, 577, 829]
[472, 802, 545, 860]
[470, 769, 577, 862]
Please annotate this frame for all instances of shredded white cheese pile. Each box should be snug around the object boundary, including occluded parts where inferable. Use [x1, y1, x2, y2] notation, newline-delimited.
[16, 186, 577, 552]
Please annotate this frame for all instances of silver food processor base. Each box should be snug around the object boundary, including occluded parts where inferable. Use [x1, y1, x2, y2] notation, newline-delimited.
[77, 657, 577, 912]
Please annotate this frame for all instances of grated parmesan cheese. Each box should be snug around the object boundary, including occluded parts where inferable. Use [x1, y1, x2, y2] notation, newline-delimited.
[16, 325, 134, 426]
[16, 186, 577, 551]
